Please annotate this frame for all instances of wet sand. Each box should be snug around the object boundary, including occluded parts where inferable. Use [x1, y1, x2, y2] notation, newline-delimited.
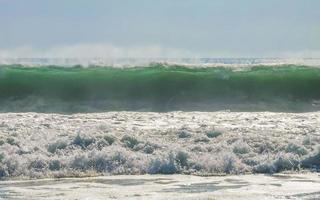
[1, 174, 320, 200]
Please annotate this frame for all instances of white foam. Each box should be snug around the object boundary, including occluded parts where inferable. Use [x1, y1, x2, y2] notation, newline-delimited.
[1, 44, 320, 67]
[1, 57, 320, 68]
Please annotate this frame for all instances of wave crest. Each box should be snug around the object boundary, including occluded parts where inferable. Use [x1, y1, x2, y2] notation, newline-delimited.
[0, 64, 319, 112]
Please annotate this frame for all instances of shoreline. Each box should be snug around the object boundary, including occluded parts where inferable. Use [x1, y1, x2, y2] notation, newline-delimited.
[1, 173, 320, 199]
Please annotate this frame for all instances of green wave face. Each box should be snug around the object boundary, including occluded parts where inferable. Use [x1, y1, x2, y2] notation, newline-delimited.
[0, 64, 320, 113]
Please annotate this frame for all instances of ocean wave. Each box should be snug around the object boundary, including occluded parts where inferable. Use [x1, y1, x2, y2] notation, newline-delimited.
[0, 64, 320, 113]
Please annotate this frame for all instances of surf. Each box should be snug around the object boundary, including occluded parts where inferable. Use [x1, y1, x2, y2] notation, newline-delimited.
[0, 64, 320, 113]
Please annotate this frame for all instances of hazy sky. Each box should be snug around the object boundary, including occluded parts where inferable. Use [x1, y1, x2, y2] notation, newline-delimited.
[0, 0, 320, 58]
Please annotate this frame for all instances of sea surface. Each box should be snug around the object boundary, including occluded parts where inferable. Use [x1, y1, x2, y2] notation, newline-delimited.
[0, 58, 320, 200]
[0, 58, 320, 113]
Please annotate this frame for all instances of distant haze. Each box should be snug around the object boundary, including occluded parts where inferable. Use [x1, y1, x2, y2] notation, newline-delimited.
[0, 0, 320, 58]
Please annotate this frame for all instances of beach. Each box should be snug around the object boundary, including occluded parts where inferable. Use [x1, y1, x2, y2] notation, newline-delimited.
[1, 174, 320, 199]
[2, 0, 320, 199]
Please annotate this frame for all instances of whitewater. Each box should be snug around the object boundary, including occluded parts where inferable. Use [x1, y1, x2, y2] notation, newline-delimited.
[0, 58, 319, 199]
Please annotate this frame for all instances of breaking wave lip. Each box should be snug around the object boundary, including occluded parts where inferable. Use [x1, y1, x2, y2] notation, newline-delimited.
[1, 58, 320, 68]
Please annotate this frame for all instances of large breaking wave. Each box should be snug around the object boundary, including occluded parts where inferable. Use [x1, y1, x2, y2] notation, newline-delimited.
[0, 63, 320, 112]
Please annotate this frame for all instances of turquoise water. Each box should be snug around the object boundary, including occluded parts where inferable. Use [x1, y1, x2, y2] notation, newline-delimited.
[0, 64, 320, 112]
